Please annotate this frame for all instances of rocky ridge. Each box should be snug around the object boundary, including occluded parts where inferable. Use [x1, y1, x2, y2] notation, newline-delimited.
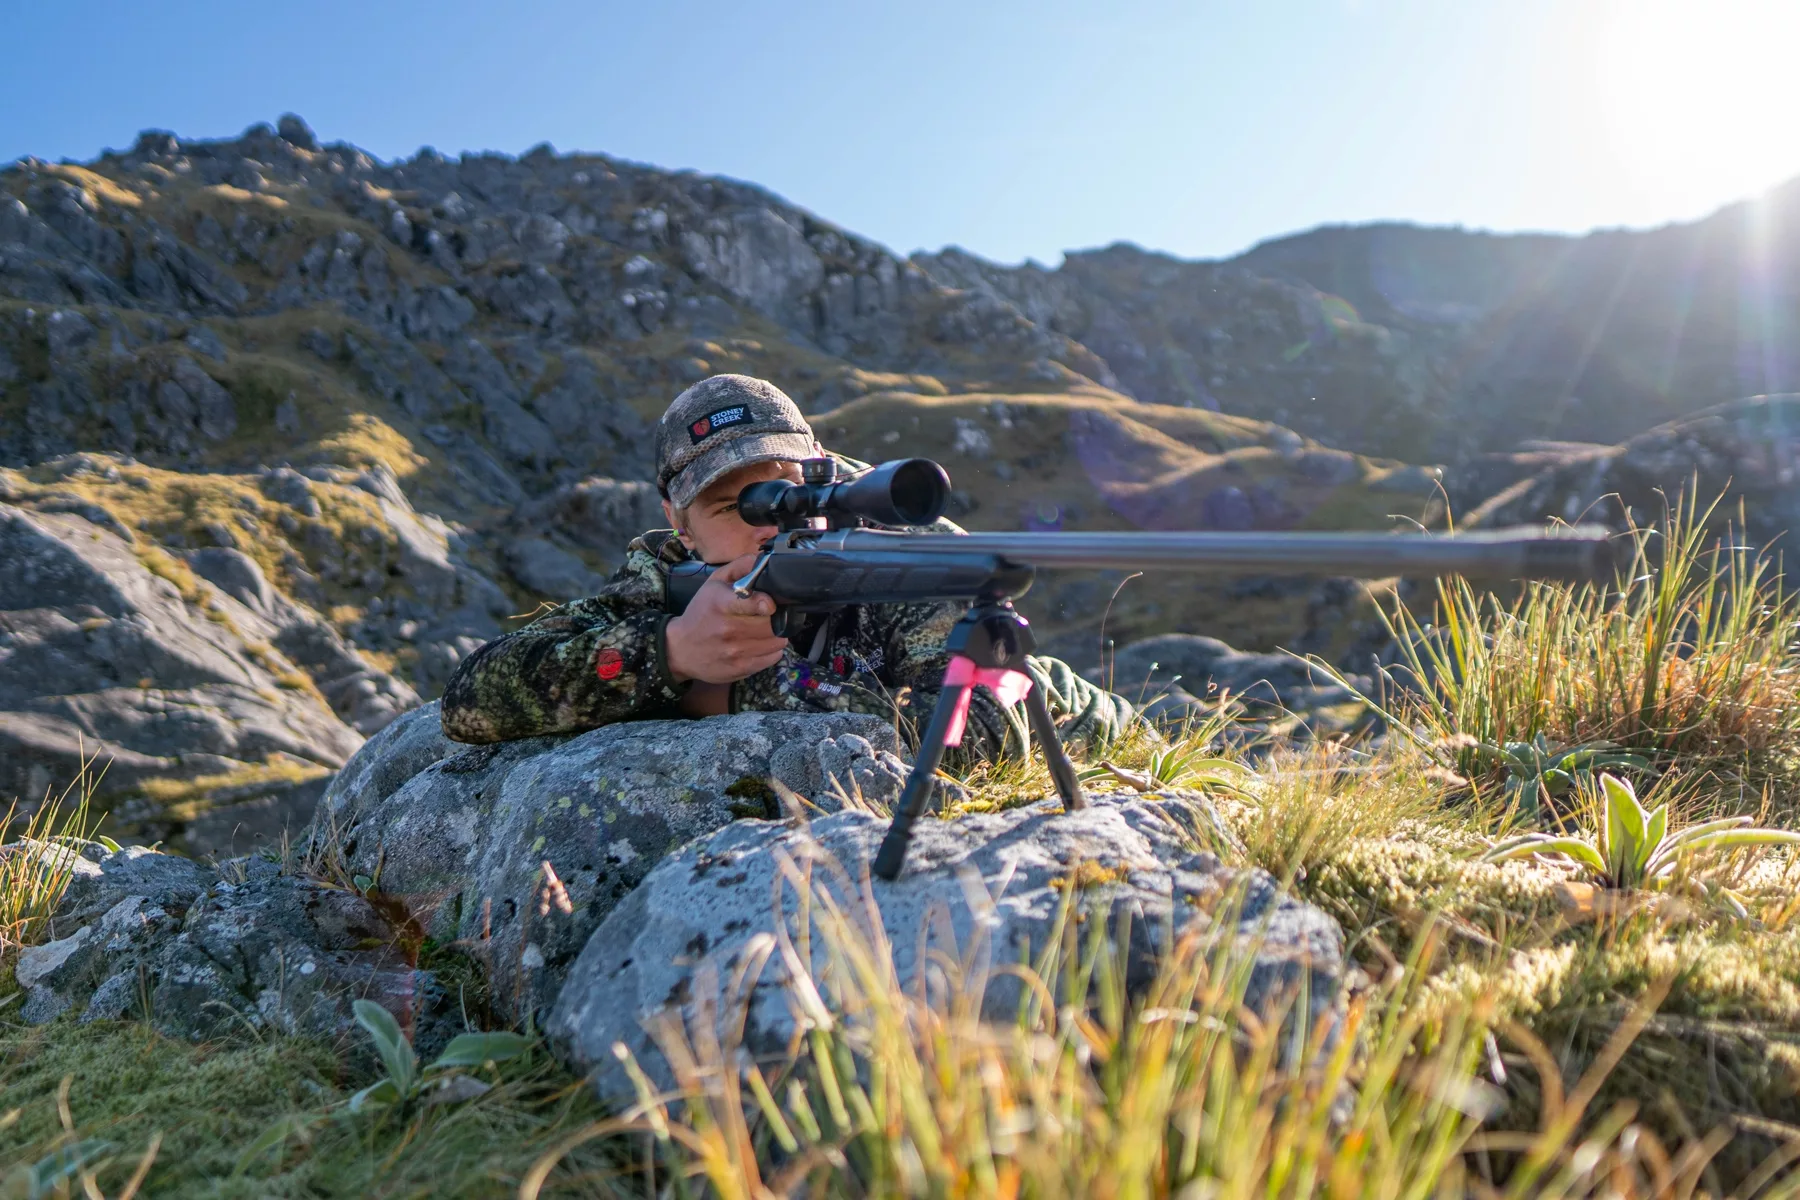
[922, 178, 1800, 466]
[13, 707, 1347, 1102]
[0, 115, 1452, 823]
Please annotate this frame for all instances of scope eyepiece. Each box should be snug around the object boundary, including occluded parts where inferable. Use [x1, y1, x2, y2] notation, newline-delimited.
[737, 458, 951, 531]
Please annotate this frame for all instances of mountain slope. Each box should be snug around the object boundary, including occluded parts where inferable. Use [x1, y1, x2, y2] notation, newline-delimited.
[0, 116, 1442, 820]
[920, 177, 1800, 465]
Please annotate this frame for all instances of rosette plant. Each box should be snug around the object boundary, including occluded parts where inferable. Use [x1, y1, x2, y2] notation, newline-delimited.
[1482, 773, 1800, 890]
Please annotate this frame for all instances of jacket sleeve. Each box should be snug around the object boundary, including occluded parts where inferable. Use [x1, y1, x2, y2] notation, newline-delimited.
[439, 553, 687, 744]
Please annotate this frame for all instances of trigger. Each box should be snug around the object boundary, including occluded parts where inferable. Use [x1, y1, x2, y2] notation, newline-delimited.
[770, 608, 791, 639]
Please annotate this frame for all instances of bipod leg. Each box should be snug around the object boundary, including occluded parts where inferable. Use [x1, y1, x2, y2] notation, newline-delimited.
[1023, 682, 1086, 812]
[872, 678, 969, 881]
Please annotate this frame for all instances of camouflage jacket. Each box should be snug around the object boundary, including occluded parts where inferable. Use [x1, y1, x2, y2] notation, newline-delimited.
[439, 530, 1132, 760]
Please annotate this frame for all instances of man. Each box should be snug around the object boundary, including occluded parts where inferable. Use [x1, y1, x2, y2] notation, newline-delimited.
[440, 374, 1132, 759]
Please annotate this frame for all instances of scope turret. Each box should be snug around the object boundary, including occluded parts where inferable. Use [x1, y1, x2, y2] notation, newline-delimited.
[738, 457, 951, 531]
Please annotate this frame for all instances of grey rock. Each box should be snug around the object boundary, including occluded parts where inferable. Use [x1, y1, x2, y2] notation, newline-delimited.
[181, 544, 420, 735]
[320, 709, 909, 1024]
[548, 794, 1345, 1097]
[678, 208, 825, 323]
[174, 773, 333, 860]
[49, 843, 213, 933]
[442, 336, 557, 467]
[395, 284, 475, 341]
[1100, 633, 1361, 711]
[0, 503, 365, 806]
[512, 477, 664, 563]
[17, 847, 455, 1051]
[186, 546, 275, 612]
[343, 329, 462, 420]
[45, 309, 96, 364]
[501, 537, 603, 597]
[300, 326, 338, 360]
[169, 356, 238, 440]
[312, 700, 456, 835]
[277, 113, 318, 151]
[184, 326, 228, 361]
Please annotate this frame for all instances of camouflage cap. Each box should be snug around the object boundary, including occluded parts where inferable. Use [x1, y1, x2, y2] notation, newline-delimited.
[656, 375, 818, 510]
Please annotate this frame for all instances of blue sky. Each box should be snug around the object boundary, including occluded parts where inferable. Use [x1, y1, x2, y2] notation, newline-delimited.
[5, 0, 1796, 264]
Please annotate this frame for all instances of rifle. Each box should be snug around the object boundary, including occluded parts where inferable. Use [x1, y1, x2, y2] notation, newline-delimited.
[664, 458, 1613, 880]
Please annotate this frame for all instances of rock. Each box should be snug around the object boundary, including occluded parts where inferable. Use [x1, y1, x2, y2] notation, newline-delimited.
[677, 208, 825, 324]
[511, 477, 665, 565]
[181, 544, 421, 735]
[442, 337, 557, 468]
[1100, 633, 1362, 711]
[300, 326, 338, 360]
[0, 502, 366, 806]
[501, 537, 603, 597]
[184, 325, 227, 361]
[15, 845, 455, 1052]
[277, 113, 318, 151]
[173, 773, 333, 860]
[318, 709, 912, 1025]
[547, 793, 1345, 1097]
[169, 356, 238, 440]
[45, 309, 96, 364]
[311, 700, 456, 835]
[185, 545, 275, 612]
[48, 842, 212, 934]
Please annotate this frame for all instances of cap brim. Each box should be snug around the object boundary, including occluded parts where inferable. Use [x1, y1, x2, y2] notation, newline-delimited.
[667, 431, 818, 510]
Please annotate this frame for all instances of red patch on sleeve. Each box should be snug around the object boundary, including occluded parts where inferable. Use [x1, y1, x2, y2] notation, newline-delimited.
[595, 648, 624, 680]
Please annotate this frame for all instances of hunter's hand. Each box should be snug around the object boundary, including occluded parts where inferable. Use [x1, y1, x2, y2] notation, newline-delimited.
[665, 553, 789, 684]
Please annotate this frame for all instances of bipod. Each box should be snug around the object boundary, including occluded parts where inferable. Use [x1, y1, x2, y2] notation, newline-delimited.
[872, 598, 1086, 880]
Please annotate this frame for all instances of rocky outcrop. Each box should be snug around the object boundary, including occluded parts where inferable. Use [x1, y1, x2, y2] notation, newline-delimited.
[547, 793, 1346, 1097]
[16, 714, 1347, 1102]
[312, 705, 913, 1025]
[1097, 633, 1372, 725]
[0, 449, 526, 830]
[920, 177, 1800, 469]
[13, 842, 456, 1054]
[1459, 394, 1800, 552]
[0, 498, 369, 810]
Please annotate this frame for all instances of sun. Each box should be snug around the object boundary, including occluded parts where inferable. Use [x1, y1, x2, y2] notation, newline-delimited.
[1596, 0, 1800, 206]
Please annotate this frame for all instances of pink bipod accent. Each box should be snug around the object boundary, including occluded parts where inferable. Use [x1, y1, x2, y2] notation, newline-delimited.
[940, 654, 1033, 745]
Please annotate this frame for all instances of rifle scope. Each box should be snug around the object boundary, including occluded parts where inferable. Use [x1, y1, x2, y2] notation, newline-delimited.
[738, 457, 951, 531]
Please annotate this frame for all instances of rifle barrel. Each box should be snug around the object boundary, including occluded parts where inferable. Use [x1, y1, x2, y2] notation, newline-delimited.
[827, 525, 1614, 581]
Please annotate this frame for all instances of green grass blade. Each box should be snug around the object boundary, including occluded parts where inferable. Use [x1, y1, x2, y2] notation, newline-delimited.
[430, 1032, 533, 1070]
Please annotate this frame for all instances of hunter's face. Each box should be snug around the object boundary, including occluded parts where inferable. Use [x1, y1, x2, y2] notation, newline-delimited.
[665, 459, 803, 564]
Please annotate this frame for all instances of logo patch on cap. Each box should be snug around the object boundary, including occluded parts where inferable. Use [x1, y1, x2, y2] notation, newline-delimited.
[689, 405, 751, 443]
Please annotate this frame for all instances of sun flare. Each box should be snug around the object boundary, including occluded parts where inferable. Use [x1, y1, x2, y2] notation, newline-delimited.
[1597, 0, 1800, 204]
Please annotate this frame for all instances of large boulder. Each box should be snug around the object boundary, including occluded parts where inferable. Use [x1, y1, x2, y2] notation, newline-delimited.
[1096, 633, 1376, 736]
[0, 502, 371, 809]
[547, 793, 1345, 1098]
[12, 843, 455, 1053]
[313, 707, 913, 1025]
